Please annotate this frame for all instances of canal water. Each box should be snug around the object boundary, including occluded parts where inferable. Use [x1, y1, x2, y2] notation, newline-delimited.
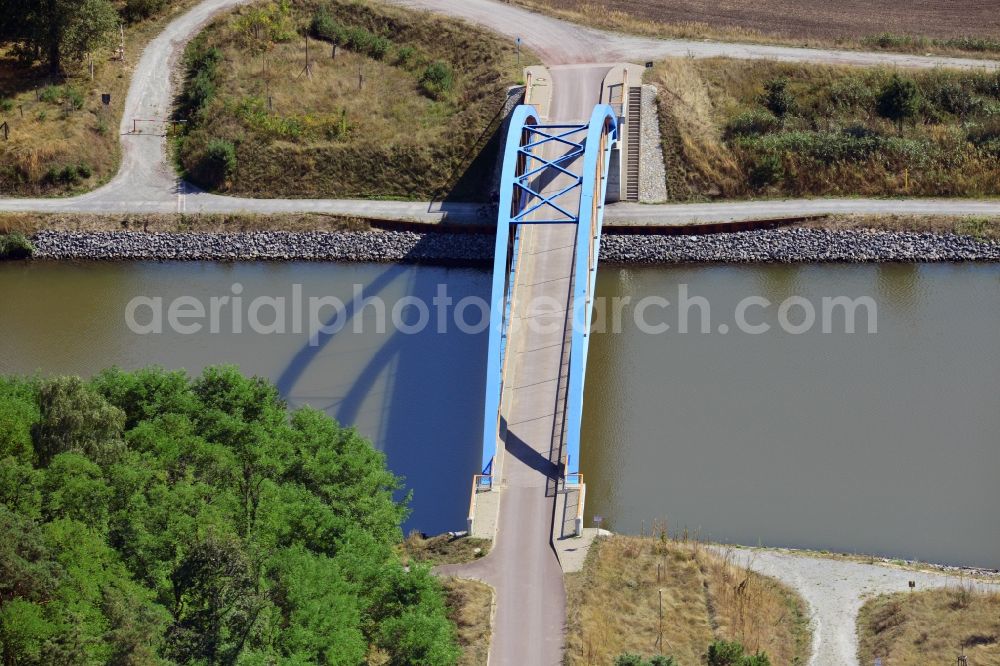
[1, 261, 997, 566]
[583, 263, 1000, 568]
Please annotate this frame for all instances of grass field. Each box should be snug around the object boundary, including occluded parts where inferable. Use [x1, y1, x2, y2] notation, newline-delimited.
[0, 0, 200, 196]
[0, 211, 371, 234]
[565, 535, 811, 665]
[651, 59, 1000, 201]
[176, 0, 531, 201]
[441, 578, 493, 666]
[857, 586, 1000, 665]
[512, 0, 1000, 58]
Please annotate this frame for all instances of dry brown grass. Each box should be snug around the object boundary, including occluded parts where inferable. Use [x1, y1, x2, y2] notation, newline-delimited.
[858, 586, 1000, 665]
[0, 211, 370, 234]
[440, 577, 493, 666]
[649, 58, 1000, 201]
[0, 0, 202, 196]
[399, 531, 492, 567]
[511, 0, 1000, 58]
[797, 215, 1000, 241]
[565, 534, 811, 665]
[177, 0, 534, 201]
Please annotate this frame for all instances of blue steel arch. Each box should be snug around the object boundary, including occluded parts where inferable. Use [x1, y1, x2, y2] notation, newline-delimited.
[480, 103, 618, 487]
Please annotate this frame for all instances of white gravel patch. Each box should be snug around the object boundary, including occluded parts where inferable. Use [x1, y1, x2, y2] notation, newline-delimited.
[638, 84, 668, 203]
[723, 547, 1000, 666]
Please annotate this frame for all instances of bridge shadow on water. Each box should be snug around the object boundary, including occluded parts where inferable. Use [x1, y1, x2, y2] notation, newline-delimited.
[275, 249, 490, 535]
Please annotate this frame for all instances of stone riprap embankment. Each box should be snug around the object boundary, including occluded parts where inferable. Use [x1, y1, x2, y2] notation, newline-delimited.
[31, 230, 495, 264]
[28, 228, 1000, 264]
[600, 228, 1000, 263]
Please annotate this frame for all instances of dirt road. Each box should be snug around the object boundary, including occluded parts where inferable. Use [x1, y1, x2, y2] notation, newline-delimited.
[727, 547, 1000, 666]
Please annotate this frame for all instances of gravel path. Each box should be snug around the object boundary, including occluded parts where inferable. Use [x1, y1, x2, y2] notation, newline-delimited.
[726, 547, 1000, 666]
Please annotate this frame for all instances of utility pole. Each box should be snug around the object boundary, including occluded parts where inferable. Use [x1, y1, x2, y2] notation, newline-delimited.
[298, 35, 313, 79]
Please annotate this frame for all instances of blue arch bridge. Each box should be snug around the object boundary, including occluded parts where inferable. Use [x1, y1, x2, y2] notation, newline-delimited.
[468, 102, 619, 539]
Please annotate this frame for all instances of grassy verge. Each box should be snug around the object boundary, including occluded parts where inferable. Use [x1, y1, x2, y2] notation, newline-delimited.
[0, 211, 371, 234]
[858, 587, 1000, 665]
[565, 535, 811, 665]
[0, 0, 202, 196]
[440, 578, 493, 666]
[509, 0, 1000, 59]
[399, 531, 491, 567]
[175, 0, 533, 201]
[796, 215, 1000, 241]
[650, 59, 1000, 201]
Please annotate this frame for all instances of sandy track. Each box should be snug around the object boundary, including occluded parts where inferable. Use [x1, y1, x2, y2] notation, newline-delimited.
[726, 548, 1000, 666]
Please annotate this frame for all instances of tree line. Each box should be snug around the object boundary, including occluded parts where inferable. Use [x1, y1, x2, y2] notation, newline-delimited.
[0, 0, 169, 73]
[0, 366, 459, 665]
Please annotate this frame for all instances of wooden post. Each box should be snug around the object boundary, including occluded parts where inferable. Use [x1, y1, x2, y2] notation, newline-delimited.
[358, 63, 364, 90]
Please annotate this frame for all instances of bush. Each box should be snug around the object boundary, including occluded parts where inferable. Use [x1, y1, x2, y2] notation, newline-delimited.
[178, 45, 222, 118]
[39, 86, 61, 103]
[0, 233, 34, 260]
[0, 98, 13, 112]
[747, 153, 784, 189]
[420, 61, 454, 100]
[877, 74, 921, 129]
[310, 6, 346, 44]
[196, 138, 237, 187]
[707, 640, 746, 666]
[64, 86, 84, 110]
[828, 76, 877, 109]
[121, 0, 166, 23]
[706, 640, 771, 666]
[395, 45, 417, 68]
[76, 162, 92, 178]
[725, 109, 780, 139]
[761, 77, 795, 118]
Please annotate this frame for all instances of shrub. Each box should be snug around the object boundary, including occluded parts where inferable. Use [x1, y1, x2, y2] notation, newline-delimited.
[395, 45, 417, 68]
[877, 74, 921, 130]
[180, 47, 222, 117]
[706, 640, 747, 666]
[747, 153, 784, 189]
[0, 98, 13, 112]
[829, 76, 877, 109]
[0, 233, 34, 260]
[725, 109, 780, 139]
[121, 0, 166, 23]
[76, 162, 92, 178]
[196, 138, 237, 187]
[64, 87, 84, 110]
[310, 6, 346, 44]
[420, 61, 454, 100]
[705, 640, 771, 666]
[39, 86, 61, 104]
[761, 77, 795, 118]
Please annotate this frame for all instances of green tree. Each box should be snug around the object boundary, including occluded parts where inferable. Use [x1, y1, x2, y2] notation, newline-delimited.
[31, 376, 125, 466]
[877, 74, 921, 132]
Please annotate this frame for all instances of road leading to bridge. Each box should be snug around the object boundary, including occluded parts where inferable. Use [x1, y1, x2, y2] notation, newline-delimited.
[2, 0, 998, 219]
[439, 65, 611, 665]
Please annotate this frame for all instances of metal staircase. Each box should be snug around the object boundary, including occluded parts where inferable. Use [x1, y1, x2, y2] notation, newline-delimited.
[625, 86, 642, 202]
